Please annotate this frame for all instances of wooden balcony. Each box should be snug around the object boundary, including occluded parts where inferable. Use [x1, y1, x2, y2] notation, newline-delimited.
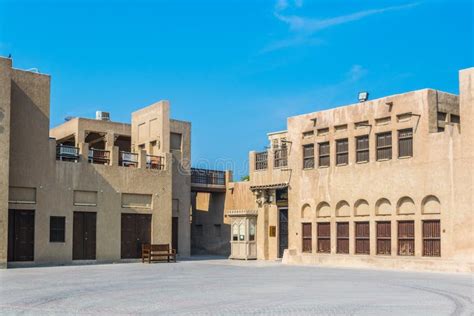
[88, 148, 110, 165]
[56, 144, 79, 162]
[191, 168, 226, 192]
[146, 155, 165, 170]
[119, 151, 138, 167]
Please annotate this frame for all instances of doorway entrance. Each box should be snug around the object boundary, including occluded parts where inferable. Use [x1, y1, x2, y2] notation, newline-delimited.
[172, 217, 178, 253]
[8, 209, 35, 262]
[73, 212, 97, 260]
[278, 208, 288, 258]
[121, 213, 151, 259]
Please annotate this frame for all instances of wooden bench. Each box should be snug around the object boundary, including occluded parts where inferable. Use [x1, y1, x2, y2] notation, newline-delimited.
[142, 244, 176, 263]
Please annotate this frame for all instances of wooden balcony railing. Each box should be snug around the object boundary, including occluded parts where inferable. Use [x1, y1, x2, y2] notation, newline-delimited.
[146, 155, 165, 170]
[88, 148, 110, 165]
[56, 144, 79, 162]
[191, 168, 225, 186]
[119, 151, 138, 167]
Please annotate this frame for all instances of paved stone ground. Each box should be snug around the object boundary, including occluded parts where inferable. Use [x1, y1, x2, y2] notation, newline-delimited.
[0, 258, 473, 315]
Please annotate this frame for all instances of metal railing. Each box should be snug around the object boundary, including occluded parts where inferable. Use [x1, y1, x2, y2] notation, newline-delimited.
[56, 144, 79, 162]
[119, 151, 138, 167]
[88, 148, 110, 165]
[191, 168, 225, 186]
[255, 151, 268, 170]
[146, 155, 165, 170]
[274, 148, 288, 168]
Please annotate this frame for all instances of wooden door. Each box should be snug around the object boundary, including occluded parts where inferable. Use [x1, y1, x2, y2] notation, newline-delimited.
[278, 209, 288, 258]
[73, 212, 96, 260]
[172, 217, 178, 253]
[301, 223, 312, 253]
[8, 210, 35, 262]
[121, 214, 151, 259]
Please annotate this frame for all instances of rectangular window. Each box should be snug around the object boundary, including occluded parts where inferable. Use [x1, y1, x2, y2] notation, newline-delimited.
[336, 139, 349, 165]
[232, 224, 238, 241]
[317, 223, 331, 253]
[302, 223, 312, 253]
[170, 132, 182, 151]
[423, 220, 441, 257]
[376, 132, 392, 161]
[302, 130, 314, 138]
[398, 129, 413, 158]
[318, 142, 330, 167]
[317, 127, 329, 136]
[50, 216, 65, 243]
[255, 151, 268, 170]
[303, 144, 314, 169]
[355, 222, 370, 254]
[450, 114, 460, 124]
[356, 135, 369, 163]
[336, 222, 349, 254]
[398, 221, 414, 256]
[376, 221, 391, 255]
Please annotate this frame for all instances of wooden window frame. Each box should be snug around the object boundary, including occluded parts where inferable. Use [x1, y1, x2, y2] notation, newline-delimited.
[303, 144, 315, 169]
[317, 222, 331, 253]
[50, 216, 66, 243]
[398, 128, 413, 158]
[318, 142, 330, 168]
[376, 132, 392, 161]
[336, 138, 349, 166]
[302, 223, 312, 253]
[397, 221, 415, 256]
[356, 135, 369, 163]
[336, 222, 349, 254]
[376, 221, 391, 255]
[423, 220, 441, 257]
[355, 222, 370, 255]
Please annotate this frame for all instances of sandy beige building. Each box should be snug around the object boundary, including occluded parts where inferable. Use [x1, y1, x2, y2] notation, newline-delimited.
[0, 57, 197, 268]
[225, 68, 473, 272]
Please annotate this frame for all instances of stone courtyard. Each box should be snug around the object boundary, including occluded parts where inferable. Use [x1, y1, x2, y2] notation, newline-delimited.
[0, 258, 472, 315]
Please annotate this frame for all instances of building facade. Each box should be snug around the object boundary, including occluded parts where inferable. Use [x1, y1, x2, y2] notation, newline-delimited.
[0, 57, 193, 268]
[225, 68, 474, 272]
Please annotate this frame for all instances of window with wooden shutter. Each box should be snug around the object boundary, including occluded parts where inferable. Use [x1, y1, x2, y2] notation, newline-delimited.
[255, 151, 268, 170]
[50, 216, 65, 243]
[356, 135, 369, 163]
[355, 222, 370, 254]
[423, 220, 441, 257]
[336, 222, 349, 254]
[336, 139, 349, 165]
[376, 221, 391, 255]
[318, 142, 330, 167]
[398, 128, 413, 158]
[317, 223, 331, 253]
[302, 223, 312, 253]
[398, 221, 414, 256]
[376, 132, 392, 161]
[303, 144, 314, 169]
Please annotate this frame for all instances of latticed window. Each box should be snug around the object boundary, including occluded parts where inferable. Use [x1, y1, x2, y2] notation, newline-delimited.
[274, 148, 288, 168]
[376, 221, 391, 255]
[398, 129, 413, 158]
[398, 221, 414, 256]
[302, 223, 312, 253]
[336, 222, 349, 254]
[255, 151, 268, 170]
[317, 223, 331, 253]
[303, 144, 314, 169]
[376, 132, 392, 161]
[318, 142, 330, 167]
[50, 216, 65, 243]
[336, 139, 349, 165]
[356, 135, 369, 163]
[355, 222, 370, 254]
[423, 220, 440, 257]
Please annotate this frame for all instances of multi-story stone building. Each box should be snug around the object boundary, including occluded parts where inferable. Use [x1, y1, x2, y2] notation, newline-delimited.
[0, 57, 198, 267]
[225, 68, 473, 272]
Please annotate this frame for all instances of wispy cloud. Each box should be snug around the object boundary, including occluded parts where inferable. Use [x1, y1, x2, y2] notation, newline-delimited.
[276, 2, 420, 33]
[347, 64, 368, 82]
[263, 2, 420, 53]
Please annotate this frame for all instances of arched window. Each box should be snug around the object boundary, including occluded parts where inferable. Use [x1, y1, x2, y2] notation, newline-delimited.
[232, 223, 239, 241]
[354, 199, 370, 216]
[336, 200, 350, 217]
[375, 198, 392, 215]
[397, 196, 415, 215]
[316, 202, 331, 218]
[301, 203, 313, 219]
[422, 195, 441, 214]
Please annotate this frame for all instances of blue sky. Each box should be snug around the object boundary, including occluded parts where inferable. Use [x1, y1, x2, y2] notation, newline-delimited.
[0, 0, 472, 179]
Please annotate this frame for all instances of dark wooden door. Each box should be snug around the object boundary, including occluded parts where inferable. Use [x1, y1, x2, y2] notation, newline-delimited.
[8, 210, 35, 262]
[121, 214, 151, 259]
[73, 212, 97, 260]
[278, 208, 288, 258]
[301, 223, 312, 253]
[172, 217, 178, 253]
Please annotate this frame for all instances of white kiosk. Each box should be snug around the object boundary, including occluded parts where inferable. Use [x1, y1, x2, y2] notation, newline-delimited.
[227, 210, 258, 260]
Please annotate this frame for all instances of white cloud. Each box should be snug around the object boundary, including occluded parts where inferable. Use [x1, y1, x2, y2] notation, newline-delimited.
[275, 0, 288, 11]
[276, 3, 420, 34]
[347, 65, 368, 82]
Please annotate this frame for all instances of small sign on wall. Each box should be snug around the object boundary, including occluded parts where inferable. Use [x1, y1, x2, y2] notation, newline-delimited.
[269, 226, 276, 237]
